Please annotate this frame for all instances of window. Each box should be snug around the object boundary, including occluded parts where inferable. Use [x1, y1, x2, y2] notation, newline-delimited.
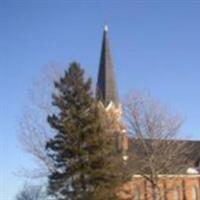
[133, 188, 140, 200]
[192, 186, 199, 200]
[173, 187, 181, 200]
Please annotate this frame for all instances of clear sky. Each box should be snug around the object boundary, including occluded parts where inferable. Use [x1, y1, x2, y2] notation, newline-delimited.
[1, 0, 200, 199]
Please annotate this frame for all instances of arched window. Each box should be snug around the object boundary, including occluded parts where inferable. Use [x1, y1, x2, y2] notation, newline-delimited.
[173, 186, 181, 200]
[133, 187, 140, 200]
[192, 186, 199, 200]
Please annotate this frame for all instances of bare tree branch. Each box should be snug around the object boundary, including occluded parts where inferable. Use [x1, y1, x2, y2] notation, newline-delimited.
[18, 64, 62, 178]
[123, 91, 192, 199]
[16, 183, 45, 200]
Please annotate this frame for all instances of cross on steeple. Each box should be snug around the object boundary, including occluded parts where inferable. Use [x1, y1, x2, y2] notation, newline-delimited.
[96, 25, 118, 106]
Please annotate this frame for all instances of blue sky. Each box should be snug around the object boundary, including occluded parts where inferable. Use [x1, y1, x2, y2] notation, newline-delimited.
[1, 0, 200, 199]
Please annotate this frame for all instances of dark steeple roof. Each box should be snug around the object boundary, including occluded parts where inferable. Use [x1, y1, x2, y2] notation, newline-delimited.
[96, 25, 118, 106]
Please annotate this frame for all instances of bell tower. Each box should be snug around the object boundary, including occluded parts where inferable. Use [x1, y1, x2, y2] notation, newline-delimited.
[96, 25, 128, 160]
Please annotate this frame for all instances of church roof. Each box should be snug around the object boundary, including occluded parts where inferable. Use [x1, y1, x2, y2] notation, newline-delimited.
[96, 25, 118, 106]
[127, 138, 200, 174]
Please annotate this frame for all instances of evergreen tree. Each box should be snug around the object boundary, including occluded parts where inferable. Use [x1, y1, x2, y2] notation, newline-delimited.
[46, 63, 128, 200]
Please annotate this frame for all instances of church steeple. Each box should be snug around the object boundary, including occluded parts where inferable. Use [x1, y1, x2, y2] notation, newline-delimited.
[96, 25, 118, 106]
[96, 26, 128, 157]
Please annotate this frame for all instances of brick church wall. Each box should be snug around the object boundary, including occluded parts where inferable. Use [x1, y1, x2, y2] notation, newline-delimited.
[117, 174, 200, 200]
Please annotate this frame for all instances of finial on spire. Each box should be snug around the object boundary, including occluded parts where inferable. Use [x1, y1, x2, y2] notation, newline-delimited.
[104, 25, 108, 32]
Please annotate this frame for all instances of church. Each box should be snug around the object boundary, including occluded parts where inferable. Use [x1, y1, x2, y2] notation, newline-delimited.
[95, 25, 200, 200]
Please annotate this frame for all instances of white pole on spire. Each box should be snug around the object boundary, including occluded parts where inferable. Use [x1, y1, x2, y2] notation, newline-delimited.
[104, 25, 108, 32]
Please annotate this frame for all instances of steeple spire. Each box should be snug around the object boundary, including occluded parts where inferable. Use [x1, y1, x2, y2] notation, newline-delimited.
[96, 25, 118, 106]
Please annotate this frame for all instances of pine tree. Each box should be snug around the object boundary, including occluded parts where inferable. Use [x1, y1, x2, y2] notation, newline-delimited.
[46, 62, 127, 200]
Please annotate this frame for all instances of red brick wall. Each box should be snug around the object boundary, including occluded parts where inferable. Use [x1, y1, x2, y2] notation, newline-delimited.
[117, 175, 200, 200]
